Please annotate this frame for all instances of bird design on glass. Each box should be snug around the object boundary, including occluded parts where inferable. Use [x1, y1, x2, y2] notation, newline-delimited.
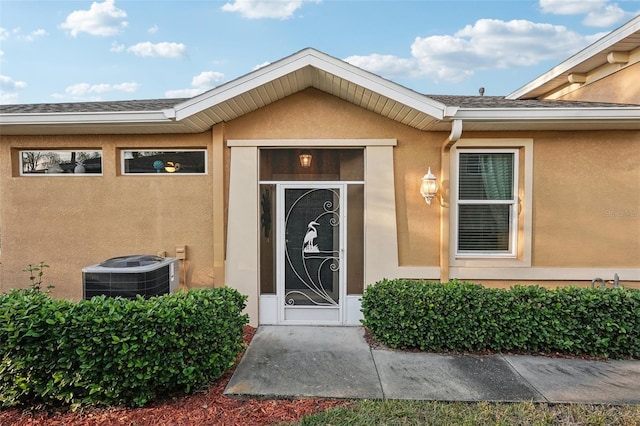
[303, 221, 320, 253]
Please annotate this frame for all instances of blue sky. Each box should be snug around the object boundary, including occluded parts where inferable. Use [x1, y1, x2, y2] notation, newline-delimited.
[1, 0, 639, 104]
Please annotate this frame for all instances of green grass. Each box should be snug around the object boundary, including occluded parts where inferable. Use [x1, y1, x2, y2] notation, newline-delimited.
[287, 400, 640, 426]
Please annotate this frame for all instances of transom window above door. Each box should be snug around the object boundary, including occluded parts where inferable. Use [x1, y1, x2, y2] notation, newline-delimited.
[260, 149, 364, 181]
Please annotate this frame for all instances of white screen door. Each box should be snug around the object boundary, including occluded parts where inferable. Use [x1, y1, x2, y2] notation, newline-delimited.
[277, 183, 345, 323]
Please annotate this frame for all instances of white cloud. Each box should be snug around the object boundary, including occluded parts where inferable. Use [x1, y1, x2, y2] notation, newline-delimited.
[0, 74, 27, 104]
[1, 27, 48, 42]
[221, 0, 319, 20]
[110, 41, 125, 53]
[56, 81, 139, 99]
[582, 5, 636, 27]
[148, 24, 159, 34]
[345, 19, 593, 84]
[252, 61, 271, 71]
[127, 42, 186, 58]
[343, 54, 419, 79]
[20, 29, 48, 41]
[539, 0, 608, 15]
[59, 0, 128, 37]
[539, 0, 636, 27]
[191, 71, 225, 87]
[165, 71, 225, 98]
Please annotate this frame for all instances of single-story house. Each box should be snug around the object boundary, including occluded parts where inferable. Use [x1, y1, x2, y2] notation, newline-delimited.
[1, 16, 639, 326]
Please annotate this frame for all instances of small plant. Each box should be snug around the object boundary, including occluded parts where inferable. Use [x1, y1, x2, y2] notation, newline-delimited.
[22, 261, 51, 292]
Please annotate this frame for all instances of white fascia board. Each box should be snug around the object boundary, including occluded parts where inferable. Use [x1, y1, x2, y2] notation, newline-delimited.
[304, 52, 448, 119]
[0, 110, 173, 126]
[173, 48, 447, 121]
[506, 15, 640, 100]
[173, 52, 312, 120]
[452, 107, 640, 122]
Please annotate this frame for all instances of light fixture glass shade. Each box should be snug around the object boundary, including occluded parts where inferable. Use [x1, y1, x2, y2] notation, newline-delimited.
[420, 167, 438, 205]
[299, 152, 312, 168]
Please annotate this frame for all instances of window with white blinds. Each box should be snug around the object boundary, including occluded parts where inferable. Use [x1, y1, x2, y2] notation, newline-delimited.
[456, 149, 518, 257]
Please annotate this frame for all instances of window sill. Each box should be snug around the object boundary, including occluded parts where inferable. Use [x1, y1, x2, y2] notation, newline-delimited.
[451, 257, 531, 268]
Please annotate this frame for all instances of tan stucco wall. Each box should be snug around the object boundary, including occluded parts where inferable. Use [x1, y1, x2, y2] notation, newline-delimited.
[532, 130, 640, 267]
[548, 62, 640, 104]
[222, 88, 443, 268]
[455, 130, 640, 270]
[0, 133, 216, 299]
[1, 89, 638, 301]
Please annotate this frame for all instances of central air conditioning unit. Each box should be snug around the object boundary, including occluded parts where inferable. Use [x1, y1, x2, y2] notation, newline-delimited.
[82, 255, 179, 300]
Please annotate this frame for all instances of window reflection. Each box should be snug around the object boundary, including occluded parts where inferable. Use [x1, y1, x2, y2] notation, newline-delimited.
[122, 150, 206, 174]
[20, 150, 102, 175]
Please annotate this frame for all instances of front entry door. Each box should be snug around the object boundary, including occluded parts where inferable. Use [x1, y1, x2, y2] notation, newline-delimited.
[277, 184, 345, 323]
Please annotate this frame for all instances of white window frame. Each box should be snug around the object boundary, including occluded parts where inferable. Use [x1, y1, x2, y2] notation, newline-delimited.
[450, 139, 533, 268]
[19, 150, 103, 176]
[120, 149, 208, 175]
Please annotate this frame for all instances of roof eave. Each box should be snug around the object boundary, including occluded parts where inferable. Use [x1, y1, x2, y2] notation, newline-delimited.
[451, 106, 640, 120]
[446, 107, 640, 130]
[0, 109, 204, 135]
[0, 110, 175, 126]
[172, 48, 448, 122]
[506, 15, 640, 100]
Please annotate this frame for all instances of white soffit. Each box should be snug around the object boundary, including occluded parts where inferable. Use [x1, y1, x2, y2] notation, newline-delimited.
[507, 15, 640, 100]
[172, 48, 449, 132]
[443, 106, 640, 131]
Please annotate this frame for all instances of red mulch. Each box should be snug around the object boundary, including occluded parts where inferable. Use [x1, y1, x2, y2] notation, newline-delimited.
[0, 327, 349, 426]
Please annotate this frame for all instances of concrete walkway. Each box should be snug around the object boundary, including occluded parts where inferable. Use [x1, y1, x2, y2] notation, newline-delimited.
[224, 326, 640, 405]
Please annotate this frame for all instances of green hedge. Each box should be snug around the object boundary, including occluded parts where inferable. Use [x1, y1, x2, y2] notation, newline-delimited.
[361, 279, 640, 359]
[0, 287, 248, 409]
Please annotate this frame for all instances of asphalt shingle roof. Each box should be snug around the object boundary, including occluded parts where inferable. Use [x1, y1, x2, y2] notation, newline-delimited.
[0, 95, 637, 115]
[0, 98, 189, 114]
[426, 95, 640, 109]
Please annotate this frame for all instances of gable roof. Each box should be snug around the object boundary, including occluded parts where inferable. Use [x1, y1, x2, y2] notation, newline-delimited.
[1, 47, 639, 136]
[507, 15, 640, 100]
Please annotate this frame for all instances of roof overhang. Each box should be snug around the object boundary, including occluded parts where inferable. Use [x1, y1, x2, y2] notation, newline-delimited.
[440, 106, 640, 131]
[507, 15, 640, 100]
[171, 48, 449, 132]
[0, 109, 196, 136]
[0, 48, 450, 136]
[1, 48, 639, 136]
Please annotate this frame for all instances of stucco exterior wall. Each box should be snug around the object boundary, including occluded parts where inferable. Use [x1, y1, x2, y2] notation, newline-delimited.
[1, 89, 638, 300]
[222, 88, 443, 268]
[532, 130, 640, 267]
[456, 130, 639, 271]
[0, 133, 216, 299]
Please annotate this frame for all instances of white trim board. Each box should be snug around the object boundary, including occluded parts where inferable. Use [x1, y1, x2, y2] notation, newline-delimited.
[227, 139, 397, 147]
[450, 267, 640, 281]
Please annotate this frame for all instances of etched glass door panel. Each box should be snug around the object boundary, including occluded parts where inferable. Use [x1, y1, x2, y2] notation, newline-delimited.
[283, 187, 341, 310]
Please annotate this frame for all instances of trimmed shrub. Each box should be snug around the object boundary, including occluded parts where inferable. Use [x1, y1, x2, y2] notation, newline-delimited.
[0, 288, 248, 409]
[361, 279, 640, 359]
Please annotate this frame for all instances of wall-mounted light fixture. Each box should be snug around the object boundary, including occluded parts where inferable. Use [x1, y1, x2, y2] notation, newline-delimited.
[299, 151, 313, 168]
[420, 167, 438, 205]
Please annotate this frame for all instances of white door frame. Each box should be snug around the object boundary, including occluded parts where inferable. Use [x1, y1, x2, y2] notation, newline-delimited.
[276, 182, 347, 325]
